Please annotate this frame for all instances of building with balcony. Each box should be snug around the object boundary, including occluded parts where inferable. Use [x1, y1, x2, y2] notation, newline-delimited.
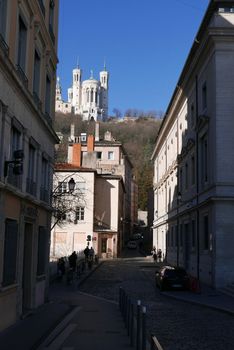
[152, 0, 234, 288]
[0, 0, 59, 330]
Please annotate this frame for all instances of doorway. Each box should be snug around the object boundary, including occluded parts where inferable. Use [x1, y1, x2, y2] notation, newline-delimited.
[22, 223, 33, 312]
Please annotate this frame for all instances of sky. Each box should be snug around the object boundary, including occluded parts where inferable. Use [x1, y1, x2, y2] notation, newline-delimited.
[57, 0, 210, 116]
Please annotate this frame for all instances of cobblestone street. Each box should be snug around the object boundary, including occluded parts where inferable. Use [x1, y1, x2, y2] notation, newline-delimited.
[79, 253, 234, 350]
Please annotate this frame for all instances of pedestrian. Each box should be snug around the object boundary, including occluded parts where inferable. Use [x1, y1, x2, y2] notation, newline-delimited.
[89, 247, 94, 261]
[157, 248, 162, 262]
[151, 246, 157, 262]
[84, 246, 90, 262]
[68, 251, 77, 271]
[57, 257, 65, 280]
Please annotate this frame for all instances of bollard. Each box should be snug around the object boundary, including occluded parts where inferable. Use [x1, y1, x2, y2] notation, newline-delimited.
[127, 296, 131, 335]
[136, 300, 141, 350]
[130, 302, 134, 346]
[119, 287, 123, 311]
[141, 306, 146, 350]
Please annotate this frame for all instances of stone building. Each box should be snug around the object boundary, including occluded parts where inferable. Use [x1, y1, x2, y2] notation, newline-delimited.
[0, 0, 59, 330]
[152, 0, 234, 288]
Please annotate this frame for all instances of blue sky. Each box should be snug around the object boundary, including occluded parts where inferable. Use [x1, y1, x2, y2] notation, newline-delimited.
[57, 0, 210, 116]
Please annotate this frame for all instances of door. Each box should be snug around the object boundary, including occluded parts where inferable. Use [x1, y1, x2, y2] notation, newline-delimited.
[22, 223, 33, 312]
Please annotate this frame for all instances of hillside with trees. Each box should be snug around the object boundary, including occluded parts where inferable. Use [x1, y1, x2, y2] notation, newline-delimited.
[54, 112, 162, 210]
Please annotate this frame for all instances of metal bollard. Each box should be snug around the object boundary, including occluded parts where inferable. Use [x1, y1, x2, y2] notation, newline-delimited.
[130, 302, 134, 346]
[127, 296, 131, 335]
[136, 300, 141, 350]
[141, 306, 146, 350]
[119, 287, 123, 311]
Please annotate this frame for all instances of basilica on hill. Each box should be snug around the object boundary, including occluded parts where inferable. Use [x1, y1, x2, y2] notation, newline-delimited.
[55, 64, 109, 121]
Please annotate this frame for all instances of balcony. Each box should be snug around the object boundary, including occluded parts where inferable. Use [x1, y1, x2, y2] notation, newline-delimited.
[38, 0, 45, 16]
[16, 65, 28, 88]
[26, 178, 37, 196]
[0, 33, 9, 56]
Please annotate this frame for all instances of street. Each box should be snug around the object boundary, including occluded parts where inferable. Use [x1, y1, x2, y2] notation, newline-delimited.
[79, 250, 234, 350]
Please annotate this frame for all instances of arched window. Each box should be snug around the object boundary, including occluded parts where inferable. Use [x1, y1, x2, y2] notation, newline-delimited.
[91, 89, 94, 103]
[95, 91, 97, 103]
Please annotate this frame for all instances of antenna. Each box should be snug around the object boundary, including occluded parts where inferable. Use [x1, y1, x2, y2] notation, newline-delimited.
[76, 56, 79, 68]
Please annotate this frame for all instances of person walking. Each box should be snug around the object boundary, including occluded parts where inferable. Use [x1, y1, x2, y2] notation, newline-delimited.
[151, 246, 157, 262]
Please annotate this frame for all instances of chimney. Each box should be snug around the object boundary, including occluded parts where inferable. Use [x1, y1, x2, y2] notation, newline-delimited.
[71, 143, 82, 167]
[70, 123, 75, 142]
[87, 135, 94, 153]
[104, 131, 112, 141]
[95, 122, 100, 141]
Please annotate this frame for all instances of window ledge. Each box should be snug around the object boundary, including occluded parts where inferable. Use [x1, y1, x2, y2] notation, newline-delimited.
[0, 283, 18, 293]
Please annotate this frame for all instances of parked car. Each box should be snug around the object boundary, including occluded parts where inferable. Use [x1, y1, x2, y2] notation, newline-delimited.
[127, 240, 137, 249]
[155, 266, 189, 291]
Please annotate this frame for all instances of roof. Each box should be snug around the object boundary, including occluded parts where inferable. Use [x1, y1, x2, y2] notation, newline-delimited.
[54, 163, 96, 172]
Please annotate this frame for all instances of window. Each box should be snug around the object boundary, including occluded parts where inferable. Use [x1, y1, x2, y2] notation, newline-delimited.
[77, 181, 85, 193]
[0, 0, 7, 39]
[37, 226, 47, 275]
[49, 0, 55, 43]
[179, 224, 183, 247]
[185, 163, 188, 190]
[97, 151, 102, 159]
[171, 227, 174, 247]
[203, 215, 209, 250]
[191, 155, 195, 185]
[202, 82, 207, 110]
[17, 16, 27, 72]
[191, 104, 195, 127]
[27, 144, 36, 195]
[58, 181, 67, 193]
[45, 75, 51, 115]
[91, 89, 94, 103]
[201, 134, 208, 183]
[3, 219, 18, 286]
[7, 126, 22, 187]
[191, 219, 196, 248]
[41, 157, 49, 202]
[179, 167, 183, 193]
[33, 50, 41, 98]
[76, 207, 85, 221]
[108, 151, 114, 160]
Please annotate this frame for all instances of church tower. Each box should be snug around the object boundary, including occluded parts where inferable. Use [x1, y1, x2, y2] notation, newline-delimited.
[55, 77, 62, 101]
[99, 63, 109, 119]
[72, 66, 82, 113]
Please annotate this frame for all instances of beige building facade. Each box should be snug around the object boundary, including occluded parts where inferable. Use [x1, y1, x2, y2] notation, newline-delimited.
[152, 0, 234, 288]
[0, 0, 59, 330]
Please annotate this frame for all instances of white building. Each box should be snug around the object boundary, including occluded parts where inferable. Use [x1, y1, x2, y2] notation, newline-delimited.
[55, 65, 109, 121]
[152, 0, 234, 289]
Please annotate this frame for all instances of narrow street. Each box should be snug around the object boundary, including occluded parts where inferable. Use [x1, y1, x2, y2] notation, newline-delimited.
[79, 252, 234, 350]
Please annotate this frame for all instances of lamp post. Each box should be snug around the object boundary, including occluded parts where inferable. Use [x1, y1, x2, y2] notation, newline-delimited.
[177, 191, 182, 267]
[68, 177, 75, 193]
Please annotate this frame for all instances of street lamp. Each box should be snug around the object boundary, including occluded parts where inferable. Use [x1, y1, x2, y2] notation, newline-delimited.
[68, 177, 75, 193]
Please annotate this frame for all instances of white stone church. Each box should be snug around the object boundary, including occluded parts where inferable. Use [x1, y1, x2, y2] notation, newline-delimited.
[55, 65, 109, 121]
